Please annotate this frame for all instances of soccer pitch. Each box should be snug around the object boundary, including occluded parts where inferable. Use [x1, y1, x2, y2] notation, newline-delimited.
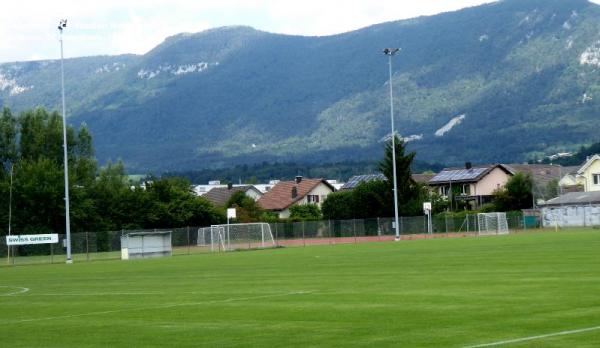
[2, 230, 600, 347]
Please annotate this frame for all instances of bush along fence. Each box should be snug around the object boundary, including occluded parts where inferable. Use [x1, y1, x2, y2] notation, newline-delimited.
[1, 212, 535, 266]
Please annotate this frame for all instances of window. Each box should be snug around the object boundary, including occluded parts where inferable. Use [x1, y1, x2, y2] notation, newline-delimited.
[439, 186, 450, 197]
[462, 184, 471, 195]
[307, 195, 320, 203]
[594, 174, 600, 185]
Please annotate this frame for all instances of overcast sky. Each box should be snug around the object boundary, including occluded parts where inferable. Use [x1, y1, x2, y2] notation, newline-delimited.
[1, 0, 597, 63]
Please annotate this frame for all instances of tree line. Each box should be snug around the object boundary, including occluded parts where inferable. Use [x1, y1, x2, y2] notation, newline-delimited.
[0, 107, 224, 236]
[0, 107, 534, 237]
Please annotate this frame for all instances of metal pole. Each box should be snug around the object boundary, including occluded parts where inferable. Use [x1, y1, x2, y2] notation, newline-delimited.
[7, 164, 13, 265]
[384, 49, 401, 242]
[59, 22, 72, 264]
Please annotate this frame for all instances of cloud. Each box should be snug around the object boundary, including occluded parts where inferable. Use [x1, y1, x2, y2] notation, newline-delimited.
[1, 0, 599, 63]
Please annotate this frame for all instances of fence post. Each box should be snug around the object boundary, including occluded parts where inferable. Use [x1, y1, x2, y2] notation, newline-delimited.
[86, 232, 89, 261]
[328, 220, 332, 245]
[353, 219, 357, 243]
[187, 226, 191, 255]
[274, 223, 279, 247]
[400, 216, 403, 235]
[302, 221, 306, 247]
[50, 243, 54, 264]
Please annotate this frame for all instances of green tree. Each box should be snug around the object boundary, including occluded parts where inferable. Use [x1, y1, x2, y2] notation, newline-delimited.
[226, 191, 264, 223]
[322, 190, 355, 220]
[289, 204, 322, 221]
[378, 136, 423, 216]
[492, 173, 533, 211]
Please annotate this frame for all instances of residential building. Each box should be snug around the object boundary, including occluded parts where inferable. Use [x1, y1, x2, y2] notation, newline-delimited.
[428, 163, 515, 208]
[203, 185, 262, 207]
[253, 180, 280, 194]
[560, 155, 600, 192]
[257, 176, 335, 219]
[339, 173, 433, 190]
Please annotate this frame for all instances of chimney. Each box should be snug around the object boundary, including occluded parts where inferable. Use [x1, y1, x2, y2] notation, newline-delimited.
[227, 183, 233, 190]
[295, 176, 303, 184]
[465, 162, 472, 170]
[291, 186, 298, 199]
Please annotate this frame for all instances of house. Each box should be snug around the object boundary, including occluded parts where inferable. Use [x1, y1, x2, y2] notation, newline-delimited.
[560, 155, 600, 192]
[253, 180, 280, 194]
[507, 164, 568, 189]
[428, 163, 515, 208]
[539, 191, 600, 227]
[193, 181, 227, 196]
[340, 174, 386, 190]
[339, 173, 433, 190]
[203, 185, 263, 207]
[257, 176, 335, 218]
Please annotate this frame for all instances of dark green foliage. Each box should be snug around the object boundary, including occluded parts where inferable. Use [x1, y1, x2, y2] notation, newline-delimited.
[322, 180, 390, 220]
[541, 141, 600, 166]
[289, 204, 322, 221]
[3, 1, 600, 171]
[324, 138, 426, 219]
[321, 191, 355, 220]
[379, 137, 424, 216]
[492, 172, 534, 211]
[165, 160, 443, 184]
[0, 107, 225, 236]
[226, 191, 264, 223]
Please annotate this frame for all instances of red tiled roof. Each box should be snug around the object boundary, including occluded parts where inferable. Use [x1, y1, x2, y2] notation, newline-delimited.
[258, 179, 333, 211]
[203, 185, 258, 207]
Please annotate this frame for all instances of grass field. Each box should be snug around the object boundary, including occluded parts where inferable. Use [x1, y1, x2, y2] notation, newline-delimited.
[1, 230, 600, 347]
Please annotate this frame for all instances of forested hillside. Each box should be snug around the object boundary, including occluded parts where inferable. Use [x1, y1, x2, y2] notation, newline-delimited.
[2, 0, 600, 171]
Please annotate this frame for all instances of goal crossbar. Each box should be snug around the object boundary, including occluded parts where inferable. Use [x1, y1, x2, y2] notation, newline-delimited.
[477, 212, 509, 235]
[198, 223, 275, 252]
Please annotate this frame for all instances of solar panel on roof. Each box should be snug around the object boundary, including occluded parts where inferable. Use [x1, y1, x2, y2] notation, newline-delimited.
[341, 174, 386, 189]
[430, 168, 488, 183]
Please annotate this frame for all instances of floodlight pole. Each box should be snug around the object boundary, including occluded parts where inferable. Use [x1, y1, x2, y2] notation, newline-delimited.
[59, 20, 72, 264]
[7, 164, 13, 265]
[384, 48, 401, 242]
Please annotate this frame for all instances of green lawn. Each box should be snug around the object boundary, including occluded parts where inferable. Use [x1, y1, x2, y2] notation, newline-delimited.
[1, 230, 600, 347]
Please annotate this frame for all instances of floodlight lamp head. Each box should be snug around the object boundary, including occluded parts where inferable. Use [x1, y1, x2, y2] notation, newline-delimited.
[58, 19, 67, 31]
[383, 48, 400, 56]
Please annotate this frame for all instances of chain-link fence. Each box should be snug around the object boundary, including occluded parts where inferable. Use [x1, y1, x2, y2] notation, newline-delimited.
[0, 213, 534, 266]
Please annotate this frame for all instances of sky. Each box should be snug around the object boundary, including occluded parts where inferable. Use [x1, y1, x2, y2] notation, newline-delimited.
[0, 0, 597, 63]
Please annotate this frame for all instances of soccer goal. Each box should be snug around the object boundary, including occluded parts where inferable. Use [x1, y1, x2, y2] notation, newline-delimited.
[208, 223, 275, 252]
[477, 213, 509, 235]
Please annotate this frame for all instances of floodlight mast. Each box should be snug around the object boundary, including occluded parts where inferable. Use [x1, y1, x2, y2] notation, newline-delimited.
[58, 19, 72, 264]
[383, 48, 401, 242]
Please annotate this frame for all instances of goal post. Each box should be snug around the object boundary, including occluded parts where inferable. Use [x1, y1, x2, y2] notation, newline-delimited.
[208, 223, 275, 252]
[477, 213, 509, 235]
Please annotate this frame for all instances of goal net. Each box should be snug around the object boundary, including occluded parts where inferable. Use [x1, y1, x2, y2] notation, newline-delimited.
[203, 223, 275, 252]
[477, 213, 509, 235]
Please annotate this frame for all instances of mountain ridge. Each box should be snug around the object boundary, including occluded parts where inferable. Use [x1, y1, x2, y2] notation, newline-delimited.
[2, 0, 600, 171]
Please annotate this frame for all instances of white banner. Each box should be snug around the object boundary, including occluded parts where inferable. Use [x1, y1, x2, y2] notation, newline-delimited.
[6, 234, 59, 246]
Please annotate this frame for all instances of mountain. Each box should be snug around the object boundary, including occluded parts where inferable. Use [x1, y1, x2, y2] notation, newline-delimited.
[2, 0, 600, 172]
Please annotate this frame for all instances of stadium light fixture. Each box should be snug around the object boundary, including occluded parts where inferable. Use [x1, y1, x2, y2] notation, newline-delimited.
[58, 19, 73, 264]
[383, 48, 401, 242]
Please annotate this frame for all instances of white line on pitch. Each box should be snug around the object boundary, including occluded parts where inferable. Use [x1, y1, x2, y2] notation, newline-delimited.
[464, 325, 600, 347]
[33, 292, 166, 296]
[1, 290, 314, 324]
[0, 286, 30, 296]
